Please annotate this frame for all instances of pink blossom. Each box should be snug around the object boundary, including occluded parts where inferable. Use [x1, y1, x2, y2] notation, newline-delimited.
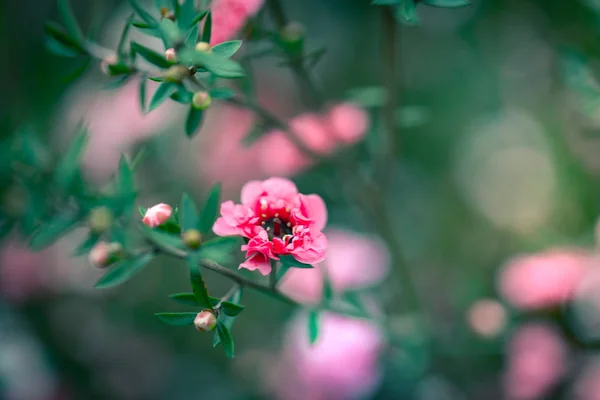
[498, 248, 593, 310]
[209, 0, 265, 45]
[88, 242, 111, 268]
[278, 229, 389, 305]
[326, 103, 370, 144]
[267, 312, 384, 400]
[213, 177, 327, 275]
[503, 323, 567, 400]
[142, 203, 173, 228]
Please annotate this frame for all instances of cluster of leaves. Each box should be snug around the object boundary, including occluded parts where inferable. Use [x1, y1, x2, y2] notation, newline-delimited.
[372, 0, 471, 24]
[44, 0, 245, 138]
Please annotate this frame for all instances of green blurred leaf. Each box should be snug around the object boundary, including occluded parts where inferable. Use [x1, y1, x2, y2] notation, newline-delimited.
[209, 87, 235, 99]
[107, 63, 135, 76]
[201, 11, 212, 43]
[171, 87, 194, 103]
[158, 18, 183, 47]
[323, 277, 333, 303]
[131, 21, 162, 38]
[177, 0, 199, 28]
[58, 0, 84, 43]
[213, 286, 242, 347]
[199, 182, 220, 233]
[170, 292, 221, 307]
[54, 128, 87, 190]
[117, 157, 135, 205]
[179, 49, 245, 78]
[189, 255, 214, 310]
[131, 42, 170, 68]
[155, 312, 197, 326]
[279, 255, 313, 269]
[149, 82, 177, 112]
[180, 193, 200, 232]
[308, 310, 320, 345]
[138, 206, 147, 217]
[185, 108, 204, 137]
[397, 0, 419, 24]
[139, 73, 148, 113]
[216, 320, 235, 358]
[95, 252, 154, 288]
[44, 21, 86, 55]
[117, 14, 135, 57]
[242, 124, 267, 147]
[128, 0, 158, 25]
[422, 0, 470, 7]
[200, 236, 239, 252]
[45, 35, 81, 57]
[141, 225, 184, 249]
[73, 234, 100, 257]
[221, 301, 244, 317]
[189, 10, 209, 28]
[186, 23, 200, 48]
[30, 212, 80, 251]
[212, 40, 242, 58]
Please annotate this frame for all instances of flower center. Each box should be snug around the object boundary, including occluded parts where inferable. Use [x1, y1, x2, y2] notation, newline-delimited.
[261, 216, 293, 240]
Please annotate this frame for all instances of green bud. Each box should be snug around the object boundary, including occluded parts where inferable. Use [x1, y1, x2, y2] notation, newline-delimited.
[183, 229, 203, 249]
[195, 42, 212, 53]
[88, 206, 114, 234]
[191, 91, 211, 110]
[163, 65, 190, 83]
[280, 22, 305, 55]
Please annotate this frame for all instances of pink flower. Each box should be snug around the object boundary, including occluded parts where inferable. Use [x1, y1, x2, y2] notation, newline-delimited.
[142, 203, 173, 228]
[213, 178, 327, 275]
[503, 323, 567, 400]
[498, 248, 593, 310]
[326, 103, 370, 144]
[278, 229, 389, 305]
[267, 312, 384, 400]
[209, 0, 265, 45]
[88, 242, 111, 268]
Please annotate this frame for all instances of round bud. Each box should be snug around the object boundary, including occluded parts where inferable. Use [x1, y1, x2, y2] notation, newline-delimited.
[192, 91, 211, 110]
[142, 203, 173, 228]
[195, 42, 212, 53]
[163, 65, 190, 83]
[89, 242, 111, 268]
[183, 229, 203, 249]
[194, 310, 217, 332]
[165, 48, 177, 63]
[88, 207, 114, 234]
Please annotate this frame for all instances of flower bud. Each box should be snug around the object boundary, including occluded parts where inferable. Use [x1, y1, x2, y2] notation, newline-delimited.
[100, 54, 119, 76]
[88, 206, 114, 234]
[183, 229, 203, 249]
[107, 242, 125, 259]
[279, 22, 305, 55]
[142, 203, 173, 228]
[89, 242, 111, 268]
[165, 48, 177, 63]
[191, 91, 211, 110]
[194, 310, 217, 332]
[160, 7, 175, 21]
[163, 65, 190, 83]
[195, 41, 212, 53]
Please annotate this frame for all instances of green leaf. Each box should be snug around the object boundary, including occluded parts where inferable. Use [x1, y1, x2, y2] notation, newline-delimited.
[45, 35, 81, 57]
[209, 87, 235, 99]
[180, 193, 200, 232]
[199, 182, 220, 233]
[130, 42, 170, 68]
[308, 310, 320, 345]
[158, 18, 183, 47]
[95, 252, 154, 288]
[54, 128, 87, 190]
[155, 312, 197, 326]
[216, 320, 235, 358]
[279, 255, 313, 269]
[139, 73, 147, 113]
[213, 286, 243, 347]
[221, 301, 245, 317]
[73, 234, 100, 257]
[185, 108, 204, 137]
[107, 63, 135, 76]
[170, 292, 221, 307]
[200, 236, 239, 252]
[201, 11, 212, 43]
[422, 0, 470, 7]
[212, 40, 243, 58]
[178, 0, 199, 28]
[149, 82, 177, 112]
[141, 225, 184, 249]
[171, 87, 194, 104]
[131, 21, 162, 38]
[189, 255, 214, 310]
[323, 277, 333, 303]
[58, 0, 84, 43]
[117, 156, 135, 203]
[179, 49, 245, 78]
[128, 0, 158, 25]
[30, 213, 80, 251]
[138, 206, 147, 217]
[186, 22, 200, 48]
[44, 21, 85, 55]
[397, 0, 418, 24]
[189, 10, 209, 28]
[117, 14, 135, 57]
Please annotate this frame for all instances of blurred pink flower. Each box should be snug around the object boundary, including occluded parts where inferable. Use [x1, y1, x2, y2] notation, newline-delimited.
[327, 103, 370, 144]
[209, 0, 265, 45]
[278, 229, 389, 305]
[498, 248, 593, 310]
[142, 203, 173, 228]
[467, 298, 507, 338]
[213, 177, 328, 275]
[268, 312, 385, 400]
[0, 241, 47, 303]
[503, 323, 567, 400]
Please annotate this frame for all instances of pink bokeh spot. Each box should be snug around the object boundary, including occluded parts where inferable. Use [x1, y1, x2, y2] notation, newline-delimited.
[498, 248, 593, 310]
[209, 0, 265, 45]
[213, 178, 328, 275]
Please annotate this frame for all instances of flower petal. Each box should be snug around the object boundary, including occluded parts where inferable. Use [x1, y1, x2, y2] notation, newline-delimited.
[262, 177, 298, 201]
[241, 180, 265, 206]
[212, 217, 240, 236]
[240, 252, 272, 275]
[300, 194, 328, 231]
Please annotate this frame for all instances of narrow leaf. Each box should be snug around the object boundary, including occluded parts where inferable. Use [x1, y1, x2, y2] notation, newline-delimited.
[279, 255, 313, 269]
[308, 310, 320, 345]
[221, 301, 245, 317]
[180, 193, 200, 232]
[117, 14, 135, 57]
[30, 213, 80, 251]
[73, 234, 100, 257]
[54, 128, 88, 190]
[155, 312, 197, 326]
[141, 225, 184, 249]
[58, 0, 84, 43]
[170, 292, 221, 306]
[179, 49, 245, 78]
[212, 40, 243, 58]
[131, 42, 170, 68]
[127, 0, 158, 25]
[149, 82, 177, 112]
[201, 11, 212, 43]
[158, 18, 183, 47]
[139, 73, 147, 113]
[209, 87, 235, 99]
[186, 22, 200, 48]
[185, 107, 204, 137]
[199, 182, 220, 233]
[213, 286, 243, 347]
[44, 21, 85, 54]
[189, 255, 214, 310]
[95, 252, 154, 288]
[189, 10, 208, 28]
[216, 321, 235, 358]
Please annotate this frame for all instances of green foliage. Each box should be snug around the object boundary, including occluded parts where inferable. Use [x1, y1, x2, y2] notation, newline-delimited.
[149, 82, 178, 112]
[180, 193, 200, 232]
[155, 312, 197, 326]
[140, 225, 184, 250]
[213, 286, 243, 350]
[215, 320, 235, 358]
[54, 127, 88, 191]
[279, 255, 313, 269]
[95, 252, 155, 289]
[189, 255, 214, 310]
[212, 41, 243, 58]
[423, 0, 470, 7]
[169, 292, 221, 307]
[179, 49, 245, 78]
[308, 310, 320, 345]
[130, 42, 171, 68]
[127, 0, 158, 26]
[185, 108, 204, 137]
[209, 87, 235, 100]
[29, 212, 80, 251]
[220, 301, 245, 317]
[201, 11, 212, 43]
[199, 182, 221, 234]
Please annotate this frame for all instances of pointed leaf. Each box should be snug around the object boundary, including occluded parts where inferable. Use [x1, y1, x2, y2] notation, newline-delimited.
[213, 286, 242, 347]
[189, 255, 214, 310]
[185, 107, 204, 137]
[54, 128, 87, 190]
[199, 182, 220, 233]
[216, 320, 235, 358]
[158, 18, 183, 47]
[212, 40, 242, 58]
[155, 312, 197, 325]
[186, 22, 200, 48]
[131, 42, 170, 68]
[30, 213, 80, 251]
[58, 0, 84, 43]
[221, 301, 244, 317]
[44, 21, 85, 55]
[397, 0, 418, 23]
[189, 10, 209, 28]
[180, 193, 200, 232]
[308, 310, 320, 345]
[73, 234, 100, 257]
[201, 11, 212, 43]
[95, 252, 154, 288]
[170, 292, 220, 306]
[127, 0, 158, 25]
[139, 73, 147, 113]
[141, 225, 184, 250]
[149, 82, 177, 112]
[279, 255, 313, 269]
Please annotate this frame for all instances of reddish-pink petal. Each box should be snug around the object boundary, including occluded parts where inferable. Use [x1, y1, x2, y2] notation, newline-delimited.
[261, 177, 298, 201]
[241, 180, 265, 206]
[240, 252, 272, 275]
[300, 194, 328, 231]
[212, 217, 240, 236]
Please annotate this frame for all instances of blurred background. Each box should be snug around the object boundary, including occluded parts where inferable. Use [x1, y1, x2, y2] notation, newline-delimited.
[3, 0, 600, 399]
